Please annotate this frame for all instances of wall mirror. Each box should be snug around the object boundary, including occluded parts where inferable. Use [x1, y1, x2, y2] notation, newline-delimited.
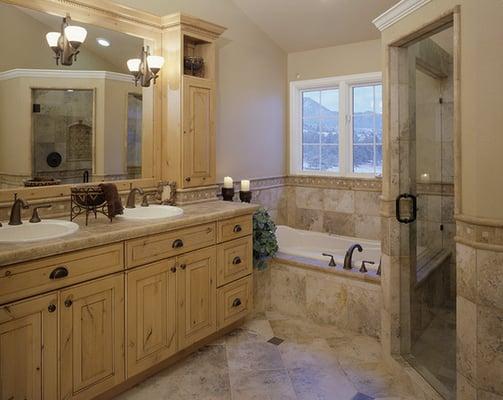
[0, 1, 159, 191]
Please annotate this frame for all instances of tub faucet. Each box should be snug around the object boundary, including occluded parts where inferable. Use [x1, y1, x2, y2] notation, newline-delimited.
[126, 187, 144, 208]
[343, 244, 362, 270]
[9, 195, 30, 226]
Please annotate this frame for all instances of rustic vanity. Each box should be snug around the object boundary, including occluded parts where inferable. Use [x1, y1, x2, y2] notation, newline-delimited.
[0, 201, 257, 399]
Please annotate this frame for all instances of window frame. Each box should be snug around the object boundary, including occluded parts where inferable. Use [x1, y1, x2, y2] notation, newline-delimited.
[289, 72, 382, 177]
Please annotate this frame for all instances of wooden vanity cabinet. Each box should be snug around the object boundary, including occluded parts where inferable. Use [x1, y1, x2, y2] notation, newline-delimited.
[176, 246, 217, 349]
[0, 293, 58, 400]
[60, 274, 124, 400]
[126, 259, 177, 378]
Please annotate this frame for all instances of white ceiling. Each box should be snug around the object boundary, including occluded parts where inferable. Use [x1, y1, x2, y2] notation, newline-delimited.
[231, 0, 399, 53]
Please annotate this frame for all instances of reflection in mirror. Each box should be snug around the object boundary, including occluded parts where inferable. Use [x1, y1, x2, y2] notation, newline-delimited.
[0, 2, 152, 189]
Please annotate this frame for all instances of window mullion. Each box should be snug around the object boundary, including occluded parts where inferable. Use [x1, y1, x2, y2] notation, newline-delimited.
[339, 81, 348, 176]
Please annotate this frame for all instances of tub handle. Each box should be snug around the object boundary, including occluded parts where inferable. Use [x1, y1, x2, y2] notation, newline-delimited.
[322, 253, 336, 267]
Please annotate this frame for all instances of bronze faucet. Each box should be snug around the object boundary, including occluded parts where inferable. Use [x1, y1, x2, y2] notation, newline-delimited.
[9, 195, 30, 225]
[126, 187, 144, 208]
[343, 244, 362, 270]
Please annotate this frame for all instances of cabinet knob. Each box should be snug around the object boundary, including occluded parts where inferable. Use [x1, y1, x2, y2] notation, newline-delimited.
[185, 177, 191, 182]
[179, 264, 187, 270]
[232, 298, 242, 307]
[48, 304, 56, 313]
[64, 299, 73, 308]
[232, 256, 242, 265]
[172, 239, 184, 249]
[170, 266, 177, 273]
[49, 266, 69, 280]
[233, 225, 242, 233]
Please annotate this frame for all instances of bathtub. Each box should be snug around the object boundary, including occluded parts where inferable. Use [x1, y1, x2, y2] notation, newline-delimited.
[275, 225, 381, 273]
[254, 225, 383, 337]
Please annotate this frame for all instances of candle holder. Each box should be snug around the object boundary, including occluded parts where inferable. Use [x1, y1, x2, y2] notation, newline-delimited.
[222, 187, 235, 201]
[239, 190, 252, 203]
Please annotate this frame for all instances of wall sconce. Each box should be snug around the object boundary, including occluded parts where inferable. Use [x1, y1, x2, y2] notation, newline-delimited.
[127, 46, 164, 87]
[46, 15, 87, 66]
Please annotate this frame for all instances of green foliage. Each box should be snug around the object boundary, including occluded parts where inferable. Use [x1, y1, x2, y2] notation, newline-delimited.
[252, 208, 278, 270]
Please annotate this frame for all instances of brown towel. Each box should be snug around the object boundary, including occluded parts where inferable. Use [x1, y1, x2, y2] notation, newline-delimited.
[99, 183, 124, 218]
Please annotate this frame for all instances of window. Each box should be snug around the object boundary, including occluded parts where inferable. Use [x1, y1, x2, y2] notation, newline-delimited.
[290, 73, 382, 177]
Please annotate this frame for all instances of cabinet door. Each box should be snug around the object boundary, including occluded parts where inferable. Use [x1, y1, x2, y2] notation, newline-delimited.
[60, 274, 124, 400]
[0, 293, 58, 400]
[177, 246, 217, 349]
[126, 259, 177, 377]
[183, 77, 215, 187]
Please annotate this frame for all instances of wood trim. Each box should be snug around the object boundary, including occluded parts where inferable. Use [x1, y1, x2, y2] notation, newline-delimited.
[161, 12, 226, 38]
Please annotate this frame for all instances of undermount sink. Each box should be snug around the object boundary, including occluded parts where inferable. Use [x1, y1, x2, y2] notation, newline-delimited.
[116, 205, 184, 221]
[0, 220, 79, 244]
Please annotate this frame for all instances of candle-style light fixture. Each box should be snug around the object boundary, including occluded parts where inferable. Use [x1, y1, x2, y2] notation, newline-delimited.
[127, 46, 165, 87]
[46, 15, 87, 66]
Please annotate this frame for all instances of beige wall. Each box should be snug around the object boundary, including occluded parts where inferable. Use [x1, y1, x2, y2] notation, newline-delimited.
[288, 39, 381, 82]
[114, 0, 288, 182]
[381, 0, 503, 221]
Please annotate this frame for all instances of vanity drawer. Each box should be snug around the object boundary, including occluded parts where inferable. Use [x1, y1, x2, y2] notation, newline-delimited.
[217, 215, 252, 242]
[217, 236, 252, 287]
[0, 243, 123, 305]
[126, 223, 216, 268]
[217, 275, 252, 329]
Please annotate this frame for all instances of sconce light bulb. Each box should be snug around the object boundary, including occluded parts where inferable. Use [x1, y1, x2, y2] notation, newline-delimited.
[64, 25, 87, 44]
[147, 55, 165, 70]
[127, 58, 141, 73]
[46, 32, 61, 47]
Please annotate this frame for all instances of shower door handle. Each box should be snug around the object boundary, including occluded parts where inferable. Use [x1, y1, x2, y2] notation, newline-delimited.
[395, 193, 417, 224]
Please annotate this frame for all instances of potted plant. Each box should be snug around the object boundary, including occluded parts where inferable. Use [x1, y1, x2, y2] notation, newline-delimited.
[252, 208, 278, 270]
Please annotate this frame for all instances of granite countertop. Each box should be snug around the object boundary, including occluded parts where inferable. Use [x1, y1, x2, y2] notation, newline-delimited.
[0, 201, 259, 267]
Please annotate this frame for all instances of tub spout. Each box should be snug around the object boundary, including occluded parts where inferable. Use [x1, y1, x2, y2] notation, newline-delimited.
[343, 244, 362, 270]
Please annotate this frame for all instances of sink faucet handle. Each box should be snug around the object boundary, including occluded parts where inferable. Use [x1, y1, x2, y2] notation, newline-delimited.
[322, 253, 336, 267]
[30, 204, 52, 223]
[359, 260, 375, 273]
[141, 194, 149, 207]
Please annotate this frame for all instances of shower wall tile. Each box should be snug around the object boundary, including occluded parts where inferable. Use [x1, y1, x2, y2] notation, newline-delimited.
[456, 243, 477, 302]
[476, 249, 503, 310]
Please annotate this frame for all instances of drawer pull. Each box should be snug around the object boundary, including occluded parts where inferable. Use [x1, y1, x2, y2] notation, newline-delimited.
[49, 266, 69, 280]
[179, 264, 187, 270]
[48, 304, 56, 313]
[233, 225, 242, 233]
[170, 266, 177, 273]
[172, 239, 184, 249]
[64, 299, 73, 308]
[232, 256, 242, 265]
[232, 298, 242, 307]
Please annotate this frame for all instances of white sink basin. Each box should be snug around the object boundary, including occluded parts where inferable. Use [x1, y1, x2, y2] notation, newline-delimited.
[0, 220, 79, 244]
[117, 205, 184, 221]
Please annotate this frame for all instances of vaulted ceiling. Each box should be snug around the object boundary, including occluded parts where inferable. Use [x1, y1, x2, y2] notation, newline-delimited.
[231, 0, 399, 52]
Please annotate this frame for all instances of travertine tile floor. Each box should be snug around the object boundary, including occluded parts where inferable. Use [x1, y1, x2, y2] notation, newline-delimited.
[117, 312, 415, 400]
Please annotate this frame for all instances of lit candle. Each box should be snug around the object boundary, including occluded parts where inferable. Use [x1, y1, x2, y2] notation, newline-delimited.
[241, 179, 250, 192]
[223, 176, 233, 189]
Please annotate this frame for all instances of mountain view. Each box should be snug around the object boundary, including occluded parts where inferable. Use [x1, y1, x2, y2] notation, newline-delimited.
[302, 97, 382, 172]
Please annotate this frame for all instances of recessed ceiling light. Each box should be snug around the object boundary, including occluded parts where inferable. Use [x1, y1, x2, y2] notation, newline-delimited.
[97, 38, 110, 47]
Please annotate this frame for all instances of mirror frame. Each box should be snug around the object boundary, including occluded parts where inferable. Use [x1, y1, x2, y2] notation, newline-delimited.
[0, 0, 164, 203]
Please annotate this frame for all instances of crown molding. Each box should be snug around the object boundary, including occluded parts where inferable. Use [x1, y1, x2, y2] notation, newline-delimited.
[0, 68, 133, 82]
[372, 0, 431, 31]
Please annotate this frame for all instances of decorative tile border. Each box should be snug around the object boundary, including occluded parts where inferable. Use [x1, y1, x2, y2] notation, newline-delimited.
[175, 185, 219, 205]
[455, 215, 503, 251]
[286, 175, 382, 192]
[417, 182, 454, 196]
